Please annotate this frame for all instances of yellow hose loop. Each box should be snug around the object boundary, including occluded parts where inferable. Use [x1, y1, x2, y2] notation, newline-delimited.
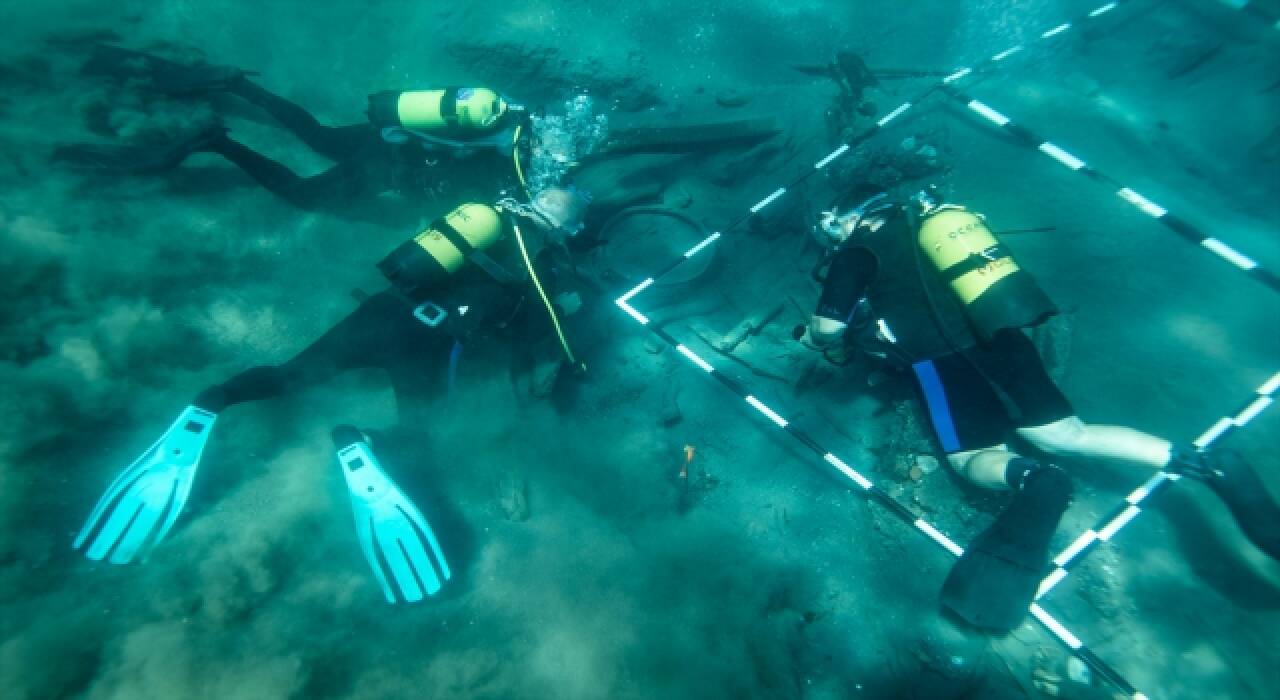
[512, 124, 531, 199]
[511, 220, 582, 371]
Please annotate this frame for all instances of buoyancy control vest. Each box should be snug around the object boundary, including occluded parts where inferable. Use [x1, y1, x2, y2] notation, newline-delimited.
[855, 209, 978, 362]
[376, 200, 580, 366]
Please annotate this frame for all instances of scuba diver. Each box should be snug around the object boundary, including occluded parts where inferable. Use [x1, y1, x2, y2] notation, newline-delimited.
[73, 177, 592, 604]
[52, 45, 549, 226]
[795, 184, 1280, 632]
[54, 44, 781, 227]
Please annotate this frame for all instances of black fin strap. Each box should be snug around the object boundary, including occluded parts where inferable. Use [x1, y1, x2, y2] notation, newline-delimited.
[433, 217, 477, 257]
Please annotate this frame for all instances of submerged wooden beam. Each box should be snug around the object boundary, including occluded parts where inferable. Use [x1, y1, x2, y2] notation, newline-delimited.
[585, 117, 781, 160]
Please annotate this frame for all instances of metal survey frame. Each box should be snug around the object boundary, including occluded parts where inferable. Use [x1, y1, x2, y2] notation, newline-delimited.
[614, 1, 1277, 696]
[619, 3, 1153, 694]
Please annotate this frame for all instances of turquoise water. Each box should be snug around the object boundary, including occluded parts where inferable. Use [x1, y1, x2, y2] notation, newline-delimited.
[1, 1, 1278, 698]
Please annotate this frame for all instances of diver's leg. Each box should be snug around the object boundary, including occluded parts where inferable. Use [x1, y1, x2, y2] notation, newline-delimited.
[1020, 416, 1279, 559]
[79, 46, 375, 160]
[228, 77, 376, 160]
[985, 330, 1278, 559]
[209, 133, 392, 214]
[74, 291, 419, 565]
[961, 330, 1172, 468]
[1016, 416, 1172, 468]
[193, 290, 412, 413]
[204, 132, 312, 206]
[913, 351, 1073, 630]
[910, 352, 1012, 478]
[946, 447, 1017, 490]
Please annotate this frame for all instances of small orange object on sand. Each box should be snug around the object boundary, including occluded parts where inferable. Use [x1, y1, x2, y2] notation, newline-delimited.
[679, 445, 696, 479]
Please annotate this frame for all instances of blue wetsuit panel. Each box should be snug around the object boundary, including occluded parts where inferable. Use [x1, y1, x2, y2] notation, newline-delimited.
[912, 359, 962, 453]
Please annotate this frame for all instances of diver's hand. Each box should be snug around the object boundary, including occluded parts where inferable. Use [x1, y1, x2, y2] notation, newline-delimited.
[792, 324, 824, 351]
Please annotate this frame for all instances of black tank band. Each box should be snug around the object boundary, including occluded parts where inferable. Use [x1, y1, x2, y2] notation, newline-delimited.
[440, 87, 460, 125]
[433, 217, 477, 257]
[940, 243, 1013, 283]
[377, 239, 451, 300]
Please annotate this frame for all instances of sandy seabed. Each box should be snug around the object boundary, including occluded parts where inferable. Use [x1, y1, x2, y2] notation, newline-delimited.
[1, 1, 1277, 698]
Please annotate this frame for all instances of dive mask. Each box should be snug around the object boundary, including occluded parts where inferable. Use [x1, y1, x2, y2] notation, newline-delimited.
[816, 192, 892, 247]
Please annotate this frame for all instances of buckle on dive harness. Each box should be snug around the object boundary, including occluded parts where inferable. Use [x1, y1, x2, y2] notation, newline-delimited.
[413, 301, 449, 327]
[380, 126, 411, 144]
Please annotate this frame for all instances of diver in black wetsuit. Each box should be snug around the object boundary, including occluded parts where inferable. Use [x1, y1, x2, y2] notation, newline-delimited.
[54, 45, 530, 225]
[796, 184, 1280, 631]
[72, 184, 591, 604]
[194, 188, 590, 417]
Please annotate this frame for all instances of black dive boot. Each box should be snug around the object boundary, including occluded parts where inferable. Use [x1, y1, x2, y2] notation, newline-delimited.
[941, 459, 1073, 632]
[1172, 449, 1280, 560]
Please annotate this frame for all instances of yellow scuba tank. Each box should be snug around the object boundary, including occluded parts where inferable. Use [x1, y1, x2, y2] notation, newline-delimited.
[914, 201, 1057, 339]
[917, 208, 1016, 305]
[378, 203, 505, 299]
[367, 88, 508, 133]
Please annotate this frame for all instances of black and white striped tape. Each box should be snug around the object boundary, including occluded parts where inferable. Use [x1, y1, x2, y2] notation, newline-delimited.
[939, 83, 1280, 294]
[1036, 370, 1280, 596]
[1192, 370, 1280, 449]
[933, 1, 1129, 83]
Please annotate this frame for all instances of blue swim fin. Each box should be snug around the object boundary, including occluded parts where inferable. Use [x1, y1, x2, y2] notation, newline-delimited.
[332, 426, 451, 603]
[74, 405, 216, 564]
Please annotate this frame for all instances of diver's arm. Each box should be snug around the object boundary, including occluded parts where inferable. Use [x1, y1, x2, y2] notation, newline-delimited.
[797, 246, 876, 349]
